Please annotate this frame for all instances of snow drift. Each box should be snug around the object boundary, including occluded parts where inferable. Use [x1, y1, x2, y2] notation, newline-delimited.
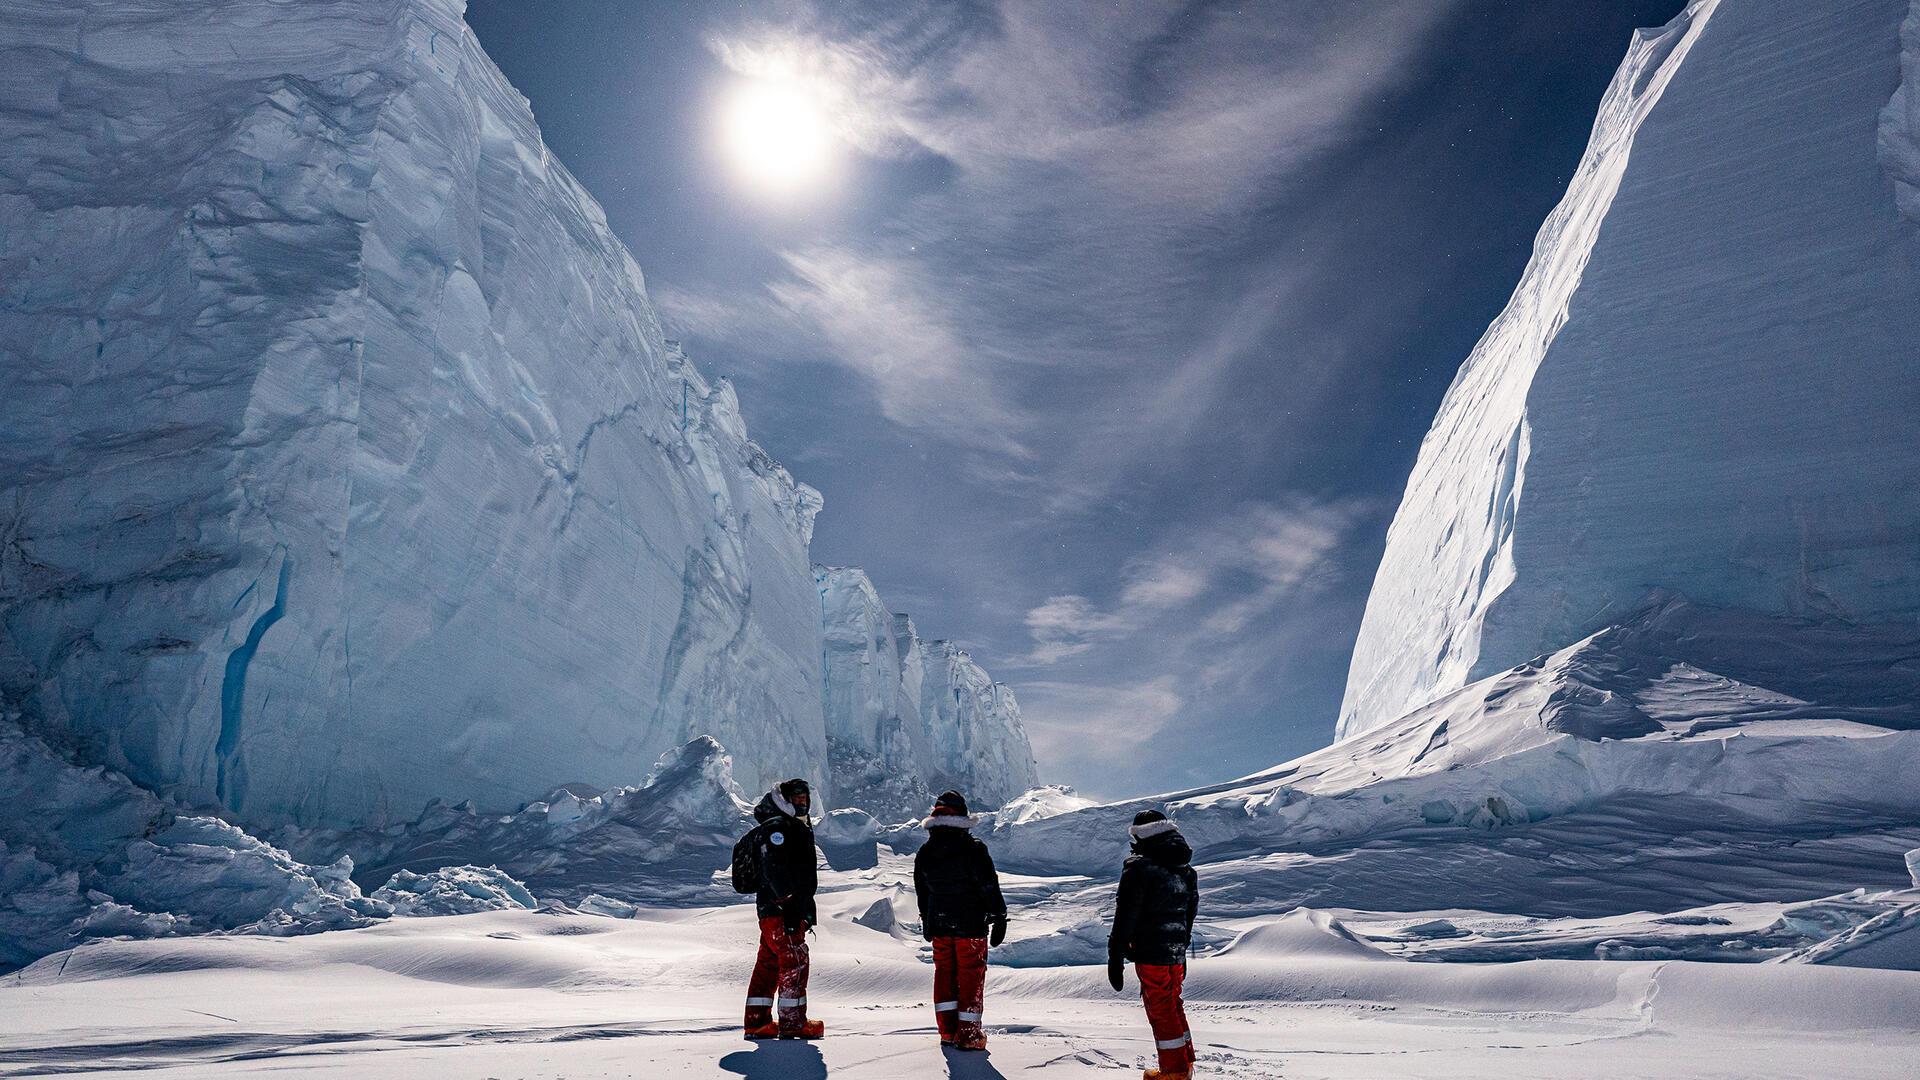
[991, 599, 1920, 918]
[0, 0, 1035, 831]
[1340, 0, 1920, 737]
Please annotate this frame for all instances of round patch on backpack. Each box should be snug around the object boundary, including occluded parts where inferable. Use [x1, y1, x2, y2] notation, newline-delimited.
[769, 831, 785, 846]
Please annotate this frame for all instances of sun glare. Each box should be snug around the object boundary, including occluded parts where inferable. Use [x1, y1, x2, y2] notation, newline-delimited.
[722, 80, 835, 194]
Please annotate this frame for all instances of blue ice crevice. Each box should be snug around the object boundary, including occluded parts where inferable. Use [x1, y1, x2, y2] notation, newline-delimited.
[217, 554, 291, 811]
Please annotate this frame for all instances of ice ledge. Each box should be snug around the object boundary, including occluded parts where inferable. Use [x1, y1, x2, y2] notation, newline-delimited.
[1881, 0, 1920, 222]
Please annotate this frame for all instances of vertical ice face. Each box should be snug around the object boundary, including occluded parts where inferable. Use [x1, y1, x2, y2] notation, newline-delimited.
[816, 567, 930, 818]
[815, 567, 1037, 817]
[0, 0, 826, 826]
[1340, 0, 1920, 737]
[915, 639, 1040, 809]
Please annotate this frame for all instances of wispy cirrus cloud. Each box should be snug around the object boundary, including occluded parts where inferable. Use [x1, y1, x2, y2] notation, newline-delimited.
[1019, 497, 1374, 667]
[1016, 675, 1186, 766]
[688, 0, 1459, 486]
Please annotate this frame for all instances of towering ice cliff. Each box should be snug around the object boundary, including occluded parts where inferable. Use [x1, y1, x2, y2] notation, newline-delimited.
[0, 0, 1034, 829]
[817, 568, 1038, 818]
[1340, 0, 1920, 736]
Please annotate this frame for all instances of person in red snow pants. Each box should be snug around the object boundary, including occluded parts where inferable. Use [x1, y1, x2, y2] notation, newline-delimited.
[741, 779, 823, 1039]
[1137, 962, 1196, 1073]
[1109, 809, 1200, 1079]
[914, 790, 1009, 1051]
[743, 915, 811, 1033]
[929, 936, 990, 1045]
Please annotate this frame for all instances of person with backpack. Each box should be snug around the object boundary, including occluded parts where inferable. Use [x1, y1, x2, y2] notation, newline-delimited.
[736, 778, 823, 1040]
[912, 790, 1008, 1052]
[1108, 809, 1199, 1080]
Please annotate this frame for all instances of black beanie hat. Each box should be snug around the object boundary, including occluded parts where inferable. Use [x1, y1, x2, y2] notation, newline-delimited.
[933, 790, 970, 816]
[779, 777, 811, 801]
[1132, 809, 1167, 828]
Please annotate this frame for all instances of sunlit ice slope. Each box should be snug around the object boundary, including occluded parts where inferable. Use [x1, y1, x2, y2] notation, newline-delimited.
[1340, 0, 1920, 737]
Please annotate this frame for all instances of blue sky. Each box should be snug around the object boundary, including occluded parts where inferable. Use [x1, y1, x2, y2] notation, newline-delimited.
[467, 0, 1686, 800]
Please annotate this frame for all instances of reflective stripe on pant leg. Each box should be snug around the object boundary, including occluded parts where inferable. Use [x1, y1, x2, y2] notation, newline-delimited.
[744, 918, 782, 1028]
[932, 936, 959, 1039]
[955, 936, 989, 1044]
[1138, 963, 1191, 1074]
[775, 924, 811, 1031]
[1172, 960, 1195, 1068]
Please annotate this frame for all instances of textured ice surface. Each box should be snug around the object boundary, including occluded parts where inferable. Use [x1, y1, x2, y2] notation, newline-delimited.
[1340, 0, 1920, 736]
[991, 601, 1920, 917]
[0, 716, 386, 969]
[371, 865, 536, 916]
[0, 0, 1034, 831]
[303, 735, 758, 906]
[816, 567, 1038, 818]
[0, 0, 824, 827]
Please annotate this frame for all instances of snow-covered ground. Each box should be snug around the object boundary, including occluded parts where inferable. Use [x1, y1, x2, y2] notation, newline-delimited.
[5, 868, 1918, 1079]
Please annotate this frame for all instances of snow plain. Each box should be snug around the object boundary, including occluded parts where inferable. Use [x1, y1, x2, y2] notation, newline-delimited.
[4, 871, 1918, 1079]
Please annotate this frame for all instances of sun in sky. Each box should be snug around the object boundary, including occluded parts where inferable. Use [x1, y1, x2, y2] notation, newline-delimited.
[720, 78, 837, 195]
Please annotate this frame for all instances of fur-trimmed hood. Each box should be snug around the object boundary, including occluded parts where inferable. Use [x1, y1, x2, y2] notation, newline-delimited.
[1128, 821, 1192, 868]
[1129, 817, 1179, 841]
[922, 813, 977, 830]
[754, 790, 811, 827]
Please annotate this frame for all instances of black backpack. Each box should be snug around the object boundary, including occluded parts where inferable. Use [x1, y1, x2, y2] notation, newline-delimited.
[730, 824, 763, 894]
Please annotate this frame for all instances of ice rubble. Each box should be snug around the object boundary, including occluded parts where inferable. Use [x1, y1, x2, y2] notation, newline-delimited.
[817, 567, 1039, 819]
[371, 865, 536, 916]
[0, 0, 1034, 831]
[302, 736, 759, 906]
[1340, 0, 1920, 737]
[0, 716, 386, 970]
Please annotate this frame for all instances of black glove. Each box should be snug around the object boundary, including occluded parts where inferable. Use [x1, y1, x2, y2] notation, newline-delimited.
[1107, 953, 1125, 992]
[784, 910, 809, 936]
[989, 917, 1008, 947]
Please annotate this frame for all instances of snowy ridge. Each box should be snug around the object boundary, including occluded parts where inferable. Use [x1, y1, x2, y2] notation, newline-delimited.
[294, 735, 759, 905]
[1341, 0, 1920, 736]
[991, 600, 1920, 916]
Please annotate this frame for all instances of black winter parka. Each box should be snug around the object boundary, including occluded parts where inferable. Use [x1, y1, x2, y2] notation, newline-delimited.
[751, 792, 818, 927]
[913, 819, 1008, 938]
[1108, 830, 1198, 965]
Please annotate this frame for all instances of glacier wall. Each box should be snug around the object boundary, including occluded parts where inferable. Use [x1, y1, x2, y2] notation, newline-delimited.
[0, 0, 1040, 830]
[0, 0, 833, 827]
[817, 567, 1038, 818]
[1340, 0, 1920, 737]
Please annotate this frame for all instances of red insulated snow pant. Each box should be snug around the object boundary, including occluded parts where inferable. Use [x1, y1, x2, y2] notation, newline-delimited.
[1138, 962, 1195, 1073]
[744, 917, 811, 1033]
[930, 936, 989, 1045]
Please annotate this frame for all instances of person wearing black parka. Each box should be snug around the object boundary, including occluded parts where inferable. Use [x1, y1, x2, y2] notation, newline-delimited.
[741, 778, 824, 1040]
[913, 789, 1008, 1051]
[1108, 809, 1198, 1079]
